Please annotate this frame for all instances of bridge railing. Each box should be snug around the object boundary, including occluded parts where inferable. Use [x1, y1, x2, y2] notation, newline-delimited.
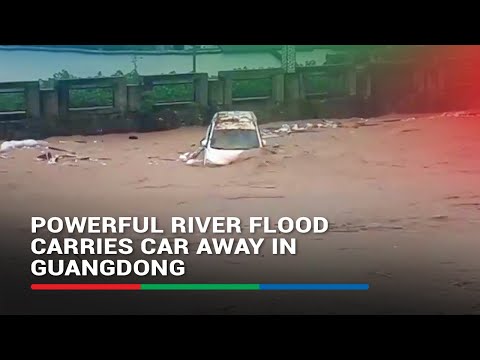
[0, 61, 458, 138]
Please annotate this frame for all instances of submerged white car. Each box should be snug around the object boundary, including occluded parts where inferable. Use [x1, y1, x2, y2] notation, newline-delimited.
[200, 111, 266, 166]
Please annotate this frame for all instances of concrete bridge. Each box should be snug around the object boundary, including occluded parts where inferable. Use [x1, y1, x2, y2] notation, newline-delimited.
[0, 49, 473, 139]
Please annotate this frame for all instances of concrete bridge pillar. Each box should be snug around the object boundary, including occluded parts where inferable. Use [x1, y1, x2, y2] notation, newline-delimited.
[272, 74, 285, 103]
[194, 74, 208, 106]
[113, 78, 128, 114]
[347, 67, 357, 96]
[25, 82, 41, 119]
[223, 78, 233, 107]
[284, 73, 301, 101]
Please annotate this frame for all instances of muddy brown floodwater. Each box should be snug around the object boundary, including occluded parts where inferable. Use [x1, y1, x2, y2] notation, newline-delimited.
[1, 113, 480, 314]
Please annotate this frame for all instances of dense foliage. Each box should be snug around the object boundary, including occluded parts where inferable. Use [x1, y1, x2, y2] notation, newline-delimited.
[0, 92, 25, 112]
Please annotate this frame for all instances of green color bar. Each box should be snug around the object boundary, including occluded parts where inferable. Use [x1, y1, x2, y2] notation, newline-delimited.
[140, 283, 260, 290]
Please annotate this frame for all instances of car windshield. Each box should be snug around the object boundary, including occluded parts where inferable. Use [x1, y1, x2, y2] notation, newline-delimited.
[210, 129, 260, 150]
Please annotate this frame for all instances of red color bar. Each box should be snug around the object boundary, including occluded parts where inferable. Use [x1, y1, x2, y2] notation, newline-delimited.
[31, 284, 140, 290]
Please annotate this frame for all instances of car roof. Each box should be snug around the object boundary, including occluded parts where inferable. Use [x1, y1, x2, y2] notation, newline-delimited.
[212, 111, 258, 130]
[214, 111, 257, 122]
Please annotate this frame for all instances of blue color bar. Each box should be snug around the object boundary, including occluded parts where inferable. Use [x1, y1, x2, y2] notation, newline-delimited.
[259, 284, 369, 290]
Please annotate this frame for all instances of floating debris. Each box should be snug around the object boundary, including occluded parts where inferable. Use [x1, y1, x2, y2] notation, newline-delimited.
[148, 156, 176, 162]
[262, 122, 327, 137]
[59, 140, 87, 144]
[441, 110, 480, 118]
[36, 151, 111, 166]
[179, 147, 205, 163]
[317, 120, 340, 128]
[431, 215, 449, 221]
[47, 146, 74, 153]
[1, 139, 48, 153]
